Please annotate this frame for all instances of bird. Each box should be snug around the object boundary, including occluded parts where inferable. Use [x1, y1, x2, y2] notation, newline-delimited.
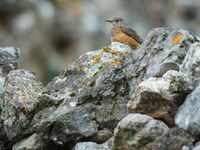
[105, 17, 143, 50]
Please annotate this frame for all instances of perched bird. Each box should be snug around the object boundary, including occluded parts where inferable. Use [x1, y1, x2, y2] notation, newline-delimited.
[105, 17, 143, 50]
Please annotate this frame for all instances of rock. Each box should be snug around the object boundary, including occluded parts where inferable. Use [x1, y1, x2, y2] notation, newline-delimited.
[0, 47, 20, 149]
[0, 69, 43, 141]
[152, 127, 194, 150]
[193, 145, 200, 150]
[28, 43, 132, 145]
[127, 70, 186, 127]
[111, 113, 169, 150]
[0, 47, 20, 76]
[73, 142, 109, 150]
[179, 43, 200, 92]
[175, 84, 200, 139]
[124, 27, 198, 95]
[12, 133, 45, 150]
[181, 146, 190, 150]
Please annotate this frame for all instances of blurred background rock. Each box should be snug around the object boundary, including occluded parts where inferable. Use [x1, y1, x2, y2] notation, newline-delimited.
[0, 0, 199, 85]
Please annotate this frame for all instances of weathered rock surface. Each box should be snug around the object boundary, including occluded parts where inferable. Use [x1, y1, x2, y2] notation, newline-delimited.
[193, 145, 200, 150]
[126, 27, 198, 95]
[175, 83, 200, 139]
[12, 133, 45, 150]
[128, 70, 186, 127]
[0, 69, 43, 141]
[111, 113, 169, 150]
[26, 42, 132, 146]
[167, 43, 200, 95]
[0, 27, 200, 149]
[73, 142, 109, 150]
[152, 127, 194, 150]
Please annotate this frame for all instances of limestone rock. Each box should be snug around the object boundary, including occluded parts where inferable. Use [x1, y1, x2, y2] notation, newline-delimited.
[152, 127, 194, 150]
[127, 70, 186, 127]
[12, 133, 45, 150]
[73, 142, 109, 150]
[0, 69, 43, 141]
[124, 27, 198, 95]
[111, 113, 169, 150]
[175, 84, 200, 139]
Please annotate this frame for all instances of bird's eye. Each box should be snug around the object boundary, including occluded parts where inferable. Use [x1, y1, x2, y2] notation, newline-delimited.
[116, 19, 119, 22]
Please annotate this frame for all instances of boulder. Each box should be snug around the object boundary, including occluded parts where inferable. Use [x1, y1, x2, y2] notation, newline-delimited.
[111, 113, 169, 150]
[127, 70, 186, 127]
[152, 127, 194, 150]
[0, 69, 43, 141]
[175, 84, 200, 139]
[73, 142, 109, 150]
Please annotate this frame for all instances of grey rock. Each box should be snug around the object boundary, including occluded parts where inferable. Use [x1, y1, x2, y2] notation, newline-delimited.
[179, 43, 200, 92]
[125, 27, 198, 95]
[127, 70, 186, 127]
[0, 47, 20, 76]
[0, 69, 43, 141]
[12, 133, 45, 150]
[193, 145, 200, 150]
[29, 43, 132, 145]
[112, 113, 169, 150]
[73, 142, 109, 150]
[181, 146, 190, 150]
[175, 84, 200, 139]
[152, 127, 194, 150]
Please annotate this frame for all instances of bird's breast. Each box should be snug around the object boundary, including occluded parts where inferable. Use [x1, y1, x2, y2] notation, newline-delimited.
[110, 27, 141, 50]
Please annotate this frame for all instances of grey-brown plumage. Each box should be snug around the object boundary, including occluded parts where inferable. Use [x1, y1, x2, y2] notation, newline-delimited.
[105, 17, 143, 49]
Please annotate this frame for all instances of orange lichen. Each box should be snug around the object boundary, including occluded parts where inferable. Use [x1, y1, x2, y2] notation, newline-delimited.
[81, 66, 87, 71]
[103, 47, 112, 52]
[112, 61, 120, 66]
[67, 65, 72, 68]
[110, 49, 116, 55]
[79, 78, 82, 82]
[172, 33, 183, 45]
[152, 37, 156, 42]
[82, 85, 86, 88]
[104, 67, 107, 72]
[116, 50, 122, 55]
[124, 50, 128, 55]
[87, 81, 91, 85]
[103, 61, 109, 64]
[75, 66, 80, 72]
[93, 55, 102, 64]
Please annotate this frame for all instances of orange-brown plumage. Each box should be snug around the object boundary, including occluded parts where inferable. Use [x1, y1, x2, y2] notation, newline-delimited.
[106, 17, 143, 50]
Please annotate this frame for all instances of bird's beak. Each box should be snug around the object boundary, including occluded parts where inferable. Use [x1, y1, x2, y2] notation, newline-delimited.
[105, 19, 112, 23]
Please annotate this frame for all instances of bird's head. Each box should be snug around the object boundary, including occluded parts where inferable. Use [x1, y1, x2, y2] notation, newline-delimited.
[105, 17, 127, 27]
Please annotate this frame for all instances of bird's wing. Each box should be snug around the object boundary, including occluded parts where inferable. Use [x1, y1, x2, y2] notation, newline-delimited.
[121, 26, 143, 44]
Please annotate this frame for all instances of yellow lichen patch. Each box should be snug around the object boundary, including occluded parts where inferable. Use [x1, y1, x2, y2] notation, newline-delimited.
[112, 61, 119, 66]
[79, 78, 82, 82]
[125, 50, 128, 55]
[172, 33, 183, 45]
[67, 65, 72, 68]
[86, 81, 91, 85]
[110, 49, 116, 56]
[103, 47, 112, 52]
[1, 58, 4, 62]
[104, 66, 107, 72]
[112, 57, 121, 66]
[75, 65, 80, 72]
[82, 85, 86, 88]
[116, 50, 122, 55]
[103, 61, 109, 64]
[152, 37, 156, 42]
[81, 66, 87, 71]
[93, 55, 102, 64]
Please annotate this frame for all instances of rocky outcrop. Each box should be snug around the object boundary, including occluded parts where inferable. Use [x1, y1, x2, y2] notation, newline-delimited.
[0, 27, 200, 150]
